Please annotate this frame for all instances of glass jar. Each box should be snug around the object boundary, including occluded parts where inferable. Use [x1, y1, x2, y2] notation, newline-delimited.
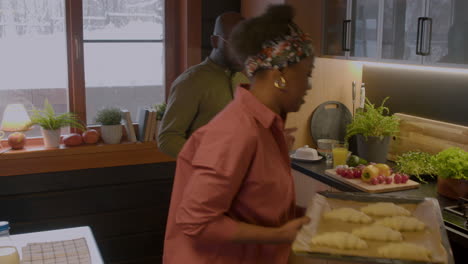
[0, 221, 20, 264]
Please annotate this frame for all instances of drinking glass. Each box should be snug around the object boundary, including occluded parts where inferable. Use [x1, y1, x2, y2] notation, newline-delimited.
[332, 142, 348, 168]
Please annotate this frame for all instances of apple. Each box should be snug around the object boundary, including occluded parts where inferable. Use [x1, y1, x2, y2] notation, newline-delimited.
[63, 133, 83, 146]
[83, 129, 100, 144]
[8, 132, 26, 150]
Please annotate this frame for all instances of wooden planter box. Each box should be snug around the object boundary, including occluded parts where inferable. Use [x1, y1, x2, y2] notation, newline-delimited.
[437, 177, 468, 199]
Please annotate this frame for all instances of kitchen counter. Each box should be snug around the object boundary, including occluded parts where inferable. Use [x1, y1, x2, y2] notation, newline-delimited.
[291, 160, 468, 252]
[291, 160, 453, 207]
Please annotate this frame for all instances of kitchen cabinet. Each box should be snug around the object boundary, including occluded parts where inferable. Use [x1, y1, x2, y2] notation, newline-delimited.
[323, 0, 381, 59]
[350, 0, 379, 58]
[381, 0, 426, 63]
[323, 0, 468, 68]
[323, 0, 347, 57]
[425, 0, 468, 65]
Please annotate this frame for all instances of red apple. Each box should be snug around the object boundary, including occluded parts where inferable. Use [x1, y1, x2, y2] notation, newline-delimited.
[8, 132, 26, 150]
[83, 129, 100, 144]
[63, 133, 83, 146]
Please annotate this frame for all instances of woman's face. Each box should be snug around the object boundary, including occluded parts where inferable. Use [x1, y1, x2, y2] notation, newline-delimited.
[281, 57, 314, 113]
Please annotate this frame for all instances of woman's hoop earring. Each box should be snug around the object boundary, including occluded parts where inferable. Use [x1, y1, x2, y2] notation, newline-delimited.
[274, 76, 287, 90]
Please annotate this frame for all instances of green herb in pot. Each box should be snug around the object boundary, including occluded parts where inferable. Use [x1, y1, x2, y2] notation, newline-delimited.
[395, 151, 436, 183]
[433, 147, 468, 180]
[345, 97, 400, 141]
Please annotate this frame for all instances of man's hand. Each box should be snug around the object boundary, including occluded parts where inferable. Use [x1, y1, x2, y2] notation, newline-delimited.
[284, 127, 298, 151]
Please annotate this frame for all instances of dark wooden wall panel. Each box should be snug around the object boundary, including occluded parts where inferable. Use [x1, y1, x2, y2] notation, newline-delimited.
[0, 162, 176, 264]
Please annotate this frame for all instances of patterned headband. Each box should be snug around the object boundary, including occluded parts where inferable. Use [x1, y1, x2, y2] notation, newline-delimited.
[245, 23, 313, 77]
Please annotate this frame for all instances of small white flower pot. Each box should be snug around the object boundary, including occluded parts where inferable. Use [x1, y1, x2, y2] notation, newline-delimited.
[101, 125, 122, 144]
[42, 128, 61, 148]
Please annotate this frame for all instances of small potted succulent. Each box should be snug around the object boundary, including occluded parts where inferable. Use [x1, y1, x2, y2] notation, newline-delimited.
[30, 99, 85, 148]
[95, 107, 122, 144]
[153, 102, 166, 137]
[154, 102, 166, 122]
[345, 97, 400, 163]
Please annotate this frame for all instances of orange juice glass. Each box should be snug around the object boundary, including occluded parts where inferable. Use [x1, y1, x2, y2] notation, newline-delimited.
[332, 143, 348, 168]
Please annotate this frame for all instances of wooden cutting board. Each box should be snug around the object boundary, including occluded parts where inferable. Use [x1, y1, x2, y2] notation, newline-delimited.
[325, 169, 420, 193]
[310, 101, 352, 145]
[388, 113, 468, 160]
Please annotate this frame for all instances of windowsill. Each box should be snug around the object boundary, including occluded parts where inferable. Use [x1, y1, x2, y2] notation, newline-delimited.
[0, 139, 175, 177]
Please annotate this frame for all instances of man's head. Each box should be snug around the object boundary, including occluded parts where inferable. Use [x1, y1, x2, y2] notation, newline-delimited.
[210, 12, 244, 72]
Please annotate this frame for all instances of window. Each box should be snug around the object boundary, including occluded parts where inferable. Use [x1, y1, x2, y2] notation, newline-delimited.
[82, 0, 165, 124]
[0, 0, 165, 137]
[0, 0, 69, 137]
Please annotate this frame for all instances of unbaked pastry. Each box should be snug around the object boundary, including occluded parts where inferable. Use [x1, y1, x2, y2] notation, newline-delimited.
[323, 207, 373, 224]
[377, 242, 431, 261]
[310, 232, 368, 250]
[360, 202, 411, 217]
[352, 225, 403, 241]
[374, 216, 425, 231]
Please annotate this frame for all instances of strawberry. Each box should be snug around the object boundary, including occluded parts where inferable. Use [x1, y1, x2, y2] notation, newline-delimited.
[336, 168, 345, 176]
[377, 175, 385, 184]
[385, 176, 393, 184]
[394, 174, 402, 184]
[370, 177, 379, 185]
[353, 169, 362, 178]
[401, 174, 409, 183]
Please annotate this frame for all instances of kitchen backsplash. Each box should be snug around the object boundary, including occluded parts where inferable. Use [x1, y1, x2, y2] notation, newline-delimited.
[363, 63, 468, 126]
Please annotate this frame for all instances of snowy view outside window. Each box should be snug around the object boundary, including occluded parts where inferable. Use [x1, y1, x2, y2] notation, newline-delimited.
[0, 0, 68, 137]
[83, 0, 165, 124]
[0, 0, 164, 138]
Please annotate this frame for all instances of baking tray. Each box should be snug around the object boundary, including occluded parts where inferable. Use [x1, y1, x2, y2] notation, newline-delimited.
[292, 192, 455, 264]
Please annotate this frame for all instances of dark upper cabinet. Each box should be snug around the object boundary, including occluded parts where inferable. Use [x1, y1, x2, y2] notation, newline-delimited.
[322, 0, 468, 68]
[381, 0, 425, 63]
[425, 0, 468, 65]
[350, 0, 379, 59]
[323, 0, 348, 57]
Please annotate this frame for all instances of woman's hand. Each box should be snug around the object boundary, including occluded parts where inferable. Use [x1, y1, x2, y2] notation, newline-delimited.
[276, 216, 310, 243]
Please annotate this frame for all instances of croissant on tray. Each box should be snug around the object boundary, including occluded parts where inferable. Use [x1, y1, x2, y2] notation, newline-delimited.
[374, 216, 425, 232]
[324, 207, 373, 224]
[377, 242, 431, 261]
[310, 232, 368, 250]
[360, 202, 411, 217]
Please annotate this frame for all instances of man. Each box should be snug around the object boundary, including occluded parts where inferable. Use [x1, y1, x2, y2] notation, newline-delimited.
[158, 12, 249, 158]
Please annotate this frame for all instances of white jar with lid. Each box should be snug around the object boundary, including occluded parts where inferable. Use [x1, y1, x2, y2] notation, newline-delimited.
[0, 222, 20, 264]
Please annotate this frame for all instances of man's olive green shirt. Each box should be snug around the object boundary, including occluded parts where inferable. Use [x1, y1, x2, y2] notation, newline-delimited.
[158, 58, 249, 158]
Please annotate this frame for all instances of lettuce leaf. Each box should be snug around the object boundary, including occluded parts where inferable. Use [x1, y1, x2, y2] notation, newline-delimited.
[433, 147, 468, 180]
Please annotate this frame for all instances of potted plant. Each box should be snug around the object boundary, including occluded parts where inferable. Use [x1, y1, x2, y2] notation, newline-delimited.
[30, 100, 85, 148]
[345, 97, 400, 163]
[153, 102, 166, 138]
[433, 147, 468, 199]
[95, 107, 122, 144]
[154, 102, 166, 122]
[395, 151, 436, 183]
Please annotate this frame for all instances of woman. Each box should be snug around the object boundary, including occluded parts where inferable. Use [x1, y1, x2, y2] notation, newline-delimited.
[163, 5, 315, 264]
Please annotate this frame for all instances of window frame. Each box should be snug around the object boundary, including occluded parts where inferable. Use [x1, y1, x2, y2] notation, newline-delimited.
[0, 0, 201, 176]
[64, 0, 201, 129]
